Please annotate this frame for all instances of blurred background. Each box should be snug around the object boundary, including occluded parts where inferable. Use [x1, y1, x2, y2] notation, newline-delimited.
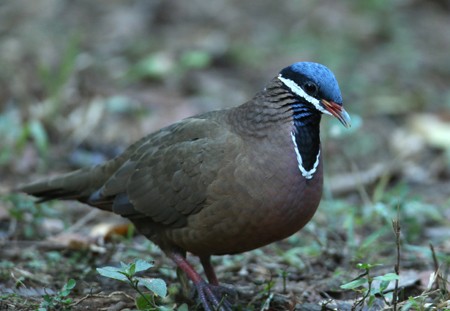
[1, 0, 450, 309]
[1, 0, 450, 181]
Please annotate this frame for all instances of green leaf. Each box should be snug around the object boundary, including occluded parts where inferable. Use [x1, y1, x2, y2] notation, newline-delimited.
[177, 304, 189, 311]
[137, 277, 167, 297]
[135, 53, 174, 79]
[61, 298, 73, 305]
[180, 50, 211, 69]
[28, 119, 49, 156]
[356, 262, 381, 270]
[126, 262, 136, 276]
[65, 279, 76, 290]
[340, 278, 367, 290]
[135, 293, 154, 310]
[135, 259, 153, 273]
[368, 294, 376, 307]
[60, 290, 70, 297]
[379, 280, 390, 292]
[39, 34, 79, 99]
[96, 266, 128, 282]
[374, 273, 399, 281]
[120, 261, 129, 270]
[60, 278, 76, 297]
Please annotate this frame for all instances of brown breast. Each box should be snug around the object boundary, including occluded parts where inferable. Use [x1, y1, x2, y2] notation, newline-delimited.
[164, 124, 323, 256]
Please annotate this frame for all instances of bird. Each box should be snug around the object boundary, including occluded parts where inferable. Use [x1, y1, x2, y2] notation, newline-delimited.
[19, 62, 350, 310]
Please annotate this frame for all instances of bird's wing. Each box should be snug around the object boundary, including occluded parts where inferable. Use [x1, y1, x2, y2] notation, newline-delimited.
[89, 114, 235, 228]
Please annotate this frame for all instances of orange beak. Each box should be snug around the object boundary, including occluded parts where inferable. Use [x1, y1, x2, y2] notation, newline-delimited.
[321, 99, 351, 128]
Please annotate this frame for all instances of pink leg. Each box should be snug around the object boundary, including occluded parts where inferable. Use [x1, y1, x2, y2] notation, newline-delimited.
[168, 252, 231, 311]
[200, 255, 219, 285]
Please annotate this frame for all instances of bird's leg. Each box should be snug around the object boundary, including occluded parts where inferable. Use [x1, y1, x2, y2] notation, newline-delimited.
[200, 255, 237, 303]
[200, 255, 219, 285]
[169, 252, 232, 311]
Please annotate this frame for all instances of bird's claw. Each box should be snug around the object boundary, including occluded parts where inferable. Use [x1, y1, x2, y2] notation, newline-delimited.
[195, 281, 234, 311]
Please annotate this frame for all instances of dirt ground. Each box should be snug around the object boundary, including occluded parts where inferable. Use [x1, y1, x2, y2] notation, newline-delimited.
[1, 1, 450, 310]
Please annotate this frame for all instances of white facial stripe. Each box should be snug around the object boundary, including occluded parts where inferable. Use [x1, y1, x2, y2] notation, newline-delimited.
[278, 75, 332, 116]
[290, 132, 320, 179]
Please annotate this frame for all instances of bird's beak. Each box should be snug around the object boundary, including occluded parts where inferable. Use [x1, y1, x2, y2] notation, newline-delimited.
[320, 99, 351, 128]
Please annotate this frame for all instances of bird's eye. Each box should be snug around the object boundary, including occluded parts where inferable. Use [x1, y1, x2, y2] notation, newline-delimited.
[303, 82, 318, 96]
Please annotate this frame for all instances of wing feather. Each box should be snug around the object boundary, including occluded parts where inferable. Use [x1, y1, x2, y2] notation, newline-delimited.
[89, 113, 234, 230]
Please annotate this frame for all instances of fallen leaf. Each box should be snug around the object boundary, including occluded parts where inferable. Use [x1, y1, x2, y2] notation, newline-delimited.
[409, 113, 450, 150]
[47, 232, 105, 253]
[89, 221, 133, 241]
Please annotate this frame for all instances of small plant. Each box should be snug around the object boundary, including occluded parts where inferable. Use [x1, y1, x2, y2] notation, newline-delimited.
[0, 108, 50, 170]
[4, 194, 55, 239]
[97, 259, 167, 310]
[38, 34, 80, 119]
[341, 263, 399, 308]
[39, 279, 76, 311]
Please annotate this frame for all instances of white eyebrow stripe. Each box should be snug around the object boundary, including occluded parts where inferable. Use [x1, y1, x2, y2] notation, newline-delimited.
[278, 75, 332, 116]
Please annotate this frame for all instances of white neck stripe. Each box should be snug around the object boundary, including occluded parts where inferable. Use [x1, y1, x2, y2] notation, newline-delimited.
[278, 75, 332, 116]
[290, 132, 320, 179]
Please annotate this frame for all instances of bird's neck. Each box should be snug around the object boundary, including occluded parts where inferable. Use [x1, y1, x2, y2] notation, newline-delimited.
[228, 79, 295, 136]
[291, 104, 321, 179]
[229, 79, 322, 179]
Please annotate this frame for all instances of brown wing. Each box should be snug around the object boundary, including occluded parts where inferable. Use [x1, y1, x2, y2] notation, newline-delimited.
[89, 114, 232, 229]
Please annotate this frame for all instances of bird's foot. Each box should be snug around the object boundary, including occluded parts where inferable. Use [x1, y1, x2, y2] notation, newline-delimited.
[169, 252, 235, 310]
[194, 280, 235, 311]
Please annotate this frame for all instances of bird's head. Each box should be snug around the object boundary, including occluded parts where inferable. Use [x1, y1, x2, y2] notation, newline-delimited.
[278, 62, 351, 128]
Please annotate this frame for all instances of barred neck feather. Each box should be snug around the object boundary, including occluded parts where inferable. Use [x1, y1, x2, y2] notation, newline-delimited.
[228, 79, 297, 136]
[229, 78, 322, 178]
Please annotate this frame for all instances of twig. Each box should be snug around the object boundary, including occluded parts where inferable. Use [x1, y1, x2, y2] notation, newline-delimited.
[394, 289, 441, 309]
[70, 291, 134, 307]
[392, 212, 401, 311]
[7, 217, 17, 239]
[429, 243, 441, 292]
[65, 209, 100, 233]
[430, 243, 439, 273]
[70, 291, 93, 307]
[328, 162, 398, 195]
[350, 270, 370, 311]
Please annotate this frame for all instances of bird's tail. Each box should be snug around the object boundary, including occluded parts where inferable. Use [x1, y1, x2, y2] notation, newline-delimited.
[17, 158, 123, 209]
[18, 168, 99, 203]
[18, 134, 145, 207]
